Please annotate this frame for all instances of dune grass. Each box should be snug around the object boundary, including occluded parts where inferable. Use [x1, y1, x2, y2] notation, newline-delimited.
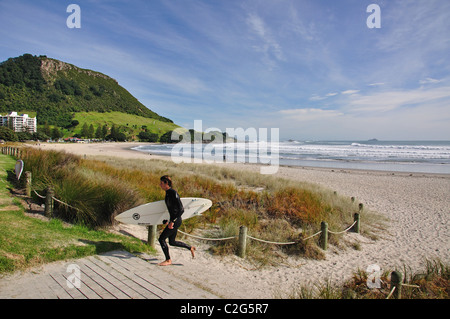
[14, 147, 382, 265]
[0, 153, 153, 274]
[278, 259, 449, 299]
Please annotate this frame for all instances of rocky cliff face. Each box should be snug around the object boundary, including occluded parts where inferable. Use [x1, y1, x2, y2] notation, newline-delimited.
[40, 57, 115, 83]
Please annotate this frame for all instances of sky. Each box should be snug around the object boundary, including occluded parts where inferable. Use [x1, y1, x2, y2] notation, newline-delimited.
[0, 0, 449, 141]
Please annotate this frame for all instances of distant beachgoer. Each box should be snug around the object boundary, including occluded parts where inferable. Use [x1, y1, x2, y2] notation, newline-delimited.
[158, 175, 195, 266]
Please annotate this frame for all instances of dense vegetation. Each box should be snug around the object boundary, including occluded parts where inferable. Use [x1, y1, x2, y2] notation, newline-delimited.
[0, 54, 173, 128]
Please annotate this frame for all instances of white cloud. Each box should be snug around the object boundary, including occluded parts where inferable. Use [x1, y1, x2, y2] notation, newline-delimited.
[275, 85, 450, 140]
[419, 77, 443, 85]
[309, 95, 326, 101]
[341, 90, 360, 95]
[246, 13, 285, 68]
[309, 92, 338, 101]
[346, 86, 450, 114]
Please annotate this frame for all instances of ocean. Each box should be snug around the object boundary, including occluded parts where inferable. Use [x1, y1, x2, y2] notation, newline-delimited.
[132, 140, 450, 174]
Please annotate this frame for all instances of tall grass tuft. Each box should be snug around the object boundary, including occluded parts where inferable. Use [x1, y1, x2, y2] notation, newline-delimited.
[279, 259, 449, 299]
[21, 148, 143, 227]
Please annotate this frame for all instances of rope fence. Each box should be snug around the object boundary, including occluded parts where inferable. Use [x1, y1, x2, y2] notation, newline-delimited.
[32, 186, 82, 217]
[177, 230, 237, 242]
[178, 226, 331, 245]
[175, 213, 361, 258]
[386, 271, 421, 299]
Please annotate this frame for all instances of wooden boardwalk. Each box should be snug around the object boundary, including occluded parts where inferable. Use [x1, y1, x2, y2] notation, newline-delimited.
[0, 250, 219, 299]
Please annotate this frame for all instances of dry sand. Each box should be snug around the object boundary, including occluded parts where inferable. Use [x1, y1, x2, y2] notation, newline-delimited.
[27, 142, 449, 298]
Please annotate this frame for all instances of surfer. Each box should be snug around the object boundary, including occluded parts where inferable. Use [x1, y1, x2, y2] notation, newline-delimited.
[158, 175, 196, 266]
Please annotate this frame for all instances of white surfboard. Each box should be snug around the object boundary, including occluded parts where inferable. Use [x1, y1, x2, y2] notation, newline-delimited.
[114, 197, 212, 226]
[15, 160, 24, 180]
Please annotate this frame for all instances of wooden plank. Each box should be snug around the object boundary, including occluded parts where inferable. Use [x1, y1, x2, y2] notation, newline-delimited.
[111, 253, 198, 294]
[79, 259, 135, 299]
[93, 255, 165, 299]
[35, 275, 63, 299]
[0, 250, 218, 299]
[65, 266, 104, 299]
[45, 274, 73, 299]
[49, 273, 86, 299]
[75, 260, 121, 299]
[86, 256, 147, 299]
[100, 252, 213, 298]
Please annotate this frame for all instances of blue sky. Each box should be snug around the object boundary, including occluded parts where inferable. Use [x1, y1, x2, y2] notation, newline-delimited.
[1, 0, 449, 140]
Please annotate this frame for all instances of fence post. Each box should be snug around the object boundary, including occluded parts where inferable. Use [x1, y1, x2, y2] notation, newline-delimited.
[390, 271, 403, 299]
[44, 186, 54, 218]
[25, 171, 32, 197]
[147, 225, 157, 248]
[320, 221, 328, 250]
[238, 225, 247, 258]
[353, 213, 360, 233]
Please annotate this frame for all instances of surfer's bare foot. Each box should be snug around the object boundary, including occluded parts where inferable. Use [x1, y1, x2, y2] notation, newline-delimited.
[190, 246, 196, 258]
[158, 260, 172, 266]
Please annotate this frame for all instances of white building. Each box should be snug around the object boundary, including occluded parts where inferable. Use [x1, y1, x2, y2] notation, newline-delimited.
[0, 112, 37, 133]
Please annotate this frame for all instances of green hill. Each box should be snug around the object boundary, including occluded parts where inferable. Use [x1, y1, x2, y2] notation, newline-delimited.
[69, 111, 178, 140]
[0, 54, 176, 134]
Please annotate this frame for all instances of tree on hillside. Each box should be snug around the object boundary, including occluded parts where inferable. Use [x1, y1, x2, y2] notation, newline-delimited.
[0, 126, 18, 141]
[159, 130, 183, 143]
[102, 124, 108, 138]
[95, 124, 103, 139]
[0, 54, 45, 92]
[81, 123, 89, 138]
[51, 127, 62, 140]
[32, 131, 49, 141]
[110, 124, 117, 139]
[106, 124, 127, 141]
[88, 124, 94, 138]
[138, 131, 158, 142]
[43, 122, 51, 137]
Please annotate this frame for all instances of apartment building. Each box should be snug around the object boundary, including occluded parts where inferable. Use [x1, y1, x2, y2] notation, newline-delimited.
[0, 112, 37, 133]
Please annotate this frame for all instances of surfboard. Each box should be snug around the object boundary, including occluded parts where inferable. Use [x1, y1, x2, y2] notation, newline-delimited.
[15, 160, 24, 180]
[114, 197, 212, 226]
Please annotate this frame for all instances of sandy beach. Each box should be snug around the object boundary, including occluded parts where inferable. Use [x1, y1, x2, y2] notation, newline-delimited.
[27, 142, 450, 298]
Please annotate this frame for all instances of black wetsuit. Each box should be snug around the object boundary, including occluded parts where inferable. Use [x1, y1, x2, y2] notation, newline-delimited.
[158, 188, 191, 260]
